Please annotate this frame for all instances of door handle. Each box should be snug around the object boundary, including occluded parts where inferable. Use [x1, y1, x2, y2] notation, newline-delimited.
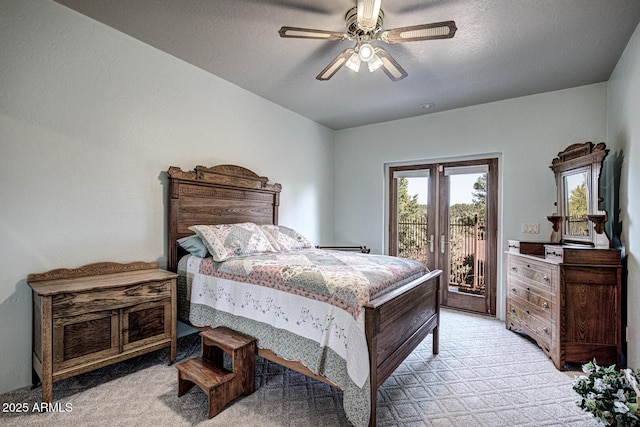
[440, 235, 446, 254]
[428, 235, 434, 253]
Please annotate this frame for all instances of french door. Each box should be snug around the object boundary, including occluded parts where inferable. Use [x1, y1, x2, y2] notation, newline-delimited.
[389, 158, 498, 315]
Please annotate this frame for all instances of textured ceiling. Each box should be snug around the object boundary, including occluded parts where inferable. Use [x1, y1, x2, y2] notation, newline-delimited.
[55, 0, 640, 130]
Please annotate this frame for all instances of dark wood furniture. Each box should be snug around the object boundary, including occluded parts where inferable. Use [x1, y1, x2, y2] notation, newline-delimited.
[316, 245, 371, 253]
[167, 164, 442, 427]
[506, 142, 623, 369]
[548, 142, 611, 248]
[506, 244, 622, 369]
[176, 327, 256, 418]
[27, 261, 178, 403]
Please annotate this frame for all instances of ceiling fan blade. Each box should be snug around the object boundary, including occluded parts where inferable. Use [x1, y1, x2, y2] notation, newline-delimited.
[278, 26, 347, 40]
[374, 47, 408, 81]
[380, 21, 457, 43]
[357, 0, 383, 32]
[316, 48, 354, 81]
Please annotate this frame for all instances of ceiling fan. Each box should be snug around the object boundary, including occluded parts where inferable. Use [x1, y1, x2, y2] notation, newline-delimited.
[278, 0, 457, 81]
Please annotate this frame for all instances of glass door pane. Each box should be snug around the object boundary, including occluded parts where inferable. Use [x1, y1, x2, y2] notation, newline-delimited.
[439, 162, 492, 314]
[389, 167, 435, 271]
[447, 171, 486, 296]
[397, 175, 429, 265]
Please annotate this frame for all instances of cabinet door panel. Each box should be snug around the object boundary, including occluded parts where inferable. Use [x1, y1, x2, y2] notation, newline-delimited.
[122, 299, 171, 351]
[563, 282, 619, 345]
[53, 310, 119, 372]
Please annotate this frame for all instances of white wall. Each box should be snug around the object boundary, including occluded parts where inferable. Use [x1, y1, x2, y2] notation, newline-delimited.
[0, 0, 335, 394]
[606, 23, 640, 369]
[334, 84, 608, 319]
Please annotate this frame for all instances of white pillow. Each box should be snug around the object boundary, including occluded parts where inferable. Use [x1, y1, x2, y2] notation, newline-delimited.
[260, 225, 314, 251]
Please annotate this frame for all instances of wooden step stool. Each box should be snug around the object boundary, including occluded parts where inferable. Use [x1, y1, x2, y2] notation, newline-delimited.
[176, 327, 256, 418]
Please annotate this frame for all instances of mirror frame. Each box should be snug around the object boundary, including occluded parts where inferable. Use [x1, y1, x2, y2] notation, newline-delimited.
[549, 142, 610, 248]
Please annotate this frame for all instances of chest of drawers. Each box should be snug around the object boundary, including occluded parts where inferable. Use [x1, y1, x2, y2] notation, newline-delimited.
[506, 245, 622, 369]
[28, 261, 178, 403]
[506, 254, 559, 364]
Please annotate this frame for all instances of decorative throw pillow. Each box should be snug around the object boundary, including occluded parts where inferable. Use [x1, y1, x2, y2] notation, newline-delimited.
[260, 224, 314, 251]
[189, 222, 278, 262]
[177, 235, 209, 258]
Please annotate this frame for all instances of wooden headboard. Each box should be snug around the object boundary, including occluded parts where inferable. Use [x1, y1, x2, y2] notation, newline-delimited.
[167, 164, 282, 272]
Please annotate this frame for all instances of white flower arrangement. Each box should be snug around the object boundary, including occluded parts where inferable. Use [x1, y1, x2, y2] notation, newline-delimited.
[573, 360, 640, 426]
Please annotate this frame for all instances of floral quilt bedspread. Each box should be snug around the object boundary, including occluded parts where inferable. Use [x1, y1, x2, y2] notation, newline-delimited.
[195, 248, 426, 319]
[183, 249, 426, 426]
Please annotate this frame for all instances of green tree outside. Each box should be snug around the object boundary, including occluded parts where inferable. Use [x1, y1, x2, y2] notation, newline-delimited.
[397, 178, 428, 263]
[568, 182, 588, 235]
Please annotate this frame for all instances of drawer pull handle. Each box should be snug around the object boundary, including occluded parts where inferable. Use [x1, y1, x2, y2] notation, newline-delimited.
[543, 276, 550, 282]
[526, 310, 530, 315]
[511, 287, 516, 292]
[511, 266, 517, 271]
[510, 308, 516, 313]
[542, 327, 549, 334]
[542, 302, 549, 309]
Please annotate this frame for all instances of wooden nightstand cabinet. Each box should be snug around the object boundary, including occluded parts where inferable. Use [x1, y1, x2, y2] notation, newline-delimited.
[28, 261, 178, 403]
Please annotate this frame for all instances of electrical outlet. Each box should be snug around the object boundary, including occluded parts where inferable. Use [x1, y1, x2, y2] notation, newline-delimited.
[521, 223, 540, 234]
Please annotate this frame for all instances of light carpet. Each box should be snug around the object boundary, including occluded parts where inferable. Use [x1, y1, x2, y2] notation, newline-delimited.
[0, 309, 597, 426]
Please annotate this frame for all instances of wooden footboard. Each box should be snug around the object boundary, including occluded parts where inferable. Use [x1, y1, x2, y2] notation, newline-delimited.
[365, 269, 442, 427]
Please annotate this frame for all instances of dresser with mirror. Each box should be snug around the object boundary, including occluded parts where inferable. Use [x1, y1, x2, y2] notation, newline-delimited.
[506, 142, 622, 370]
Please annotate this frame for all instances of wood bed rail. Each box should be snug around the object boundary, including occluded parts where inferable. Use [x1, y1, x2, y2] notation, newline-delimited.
[315, 245, 371, 253]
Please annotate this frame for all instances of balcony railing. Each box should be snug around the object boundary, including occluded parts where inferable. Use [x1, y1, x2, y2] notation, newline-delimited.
[398, 216, 486, 294]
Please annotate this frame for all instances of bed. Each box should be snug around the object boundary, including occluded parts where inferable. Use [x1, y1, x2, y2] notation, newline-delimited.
[167, 164, 442, 427]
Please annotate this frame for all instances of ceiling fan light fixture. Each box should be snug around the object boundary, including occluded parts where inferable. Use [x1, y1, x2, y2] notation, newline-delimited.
[367, 54, 383, 72]
[358, 43, 375, 62]
[345, 52, 362, 72]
